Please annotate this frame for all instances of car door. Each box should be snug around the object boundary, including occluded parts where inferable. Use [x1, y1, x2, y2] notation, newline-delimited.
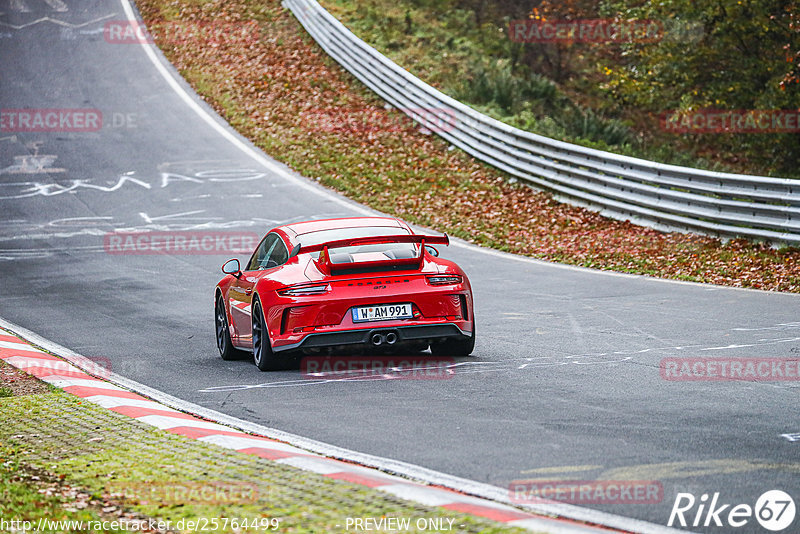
[228, 233, 281, 345]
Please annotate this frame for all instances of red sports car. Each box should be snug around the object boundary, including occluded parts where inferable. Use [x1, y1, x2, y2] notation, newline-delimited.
[214, 217, 475, 370]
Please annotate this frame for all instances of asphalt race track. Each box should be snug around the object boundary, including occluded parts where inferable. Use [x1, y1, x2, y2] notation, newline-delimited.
[1, 0, 799, 531]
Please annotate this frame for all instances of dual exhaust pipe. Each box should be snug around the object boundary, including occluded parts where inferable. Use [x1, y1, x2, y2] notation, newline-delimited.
[371, 331, 398, 346]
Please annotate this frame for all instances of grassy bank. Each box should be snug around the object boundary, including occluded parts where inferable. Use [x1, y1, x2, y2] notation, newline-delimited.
[0, 360, 530, 533]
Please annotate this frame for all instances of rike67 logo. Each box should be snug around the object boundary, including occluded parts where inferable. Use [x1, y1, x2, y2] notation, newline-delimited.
[668, 490, 796, 531]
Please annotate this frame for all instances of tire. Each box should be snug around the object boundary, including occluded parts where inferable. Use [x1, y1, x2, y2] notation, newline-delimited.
[252, 297, 284, 371]
[430, 320, 475, 357]
[216, 294, 245, 361]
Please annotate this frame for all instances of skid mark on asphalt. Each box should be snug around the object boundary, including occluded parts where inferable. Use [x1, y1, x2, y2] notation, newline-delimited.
[520, 465, 604, 476]
[566, 310, 584, 345]
[581, 303, 671, 345]
[519, 460, 800, 482]
[601, 460, 800, 481]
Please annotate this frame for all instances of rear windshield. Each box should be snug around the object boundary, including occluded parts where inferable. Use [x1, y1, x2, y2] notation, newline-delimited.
[297, 226, 416, 263]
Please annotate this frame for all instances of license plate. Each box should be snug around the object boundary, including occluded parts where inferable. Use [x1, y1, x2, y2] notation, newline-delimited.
[352, 303, 413, 323]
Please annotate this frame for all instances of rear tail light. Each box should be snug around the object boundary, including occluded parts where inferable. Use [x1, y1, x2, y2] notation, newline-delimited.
[426, 275, 462, 286]
[279, 283, 330, 296]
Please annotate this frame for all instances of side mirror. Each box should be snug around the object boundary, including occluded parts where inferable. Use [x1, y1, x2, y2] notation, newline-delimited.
[221, 258, 242, 277]
[424, 245, 440, 257]
[289, 243, 301, 258]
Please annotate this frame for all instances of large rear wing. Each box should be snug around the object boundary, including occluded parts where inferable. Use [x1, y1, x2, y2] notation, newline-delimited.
[292, 233, 449, 272]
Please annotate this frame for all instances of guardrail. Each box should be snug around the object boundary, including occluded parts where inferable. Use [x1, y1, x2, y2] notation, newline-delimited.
[284, 0, 800, 245]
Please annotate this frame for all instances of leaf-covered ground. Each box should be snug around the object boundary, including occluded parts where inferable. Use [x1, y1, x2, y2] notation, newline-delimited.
[0, 358, 51, 397]
[135, 0, 800, 292]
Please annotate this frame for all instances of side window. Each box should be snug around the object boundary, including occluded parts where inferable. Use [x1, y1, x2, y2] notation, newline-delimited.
[247, 234, 278, 271]
[267, 239, 289, 268]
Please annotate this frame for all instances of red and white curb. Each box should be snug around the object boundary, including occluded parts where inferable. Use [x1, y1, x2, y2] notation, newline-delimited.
[0, 321, 680, 534]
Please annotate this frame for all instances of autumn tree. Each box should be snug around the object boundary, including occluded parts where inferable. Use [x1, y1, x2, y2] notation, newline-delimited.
[598, 0, 800, 175]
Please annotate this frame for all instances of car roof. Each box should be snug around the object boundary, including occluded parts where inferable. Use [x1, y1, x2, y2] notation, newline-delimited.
[279, 217, 409, 237]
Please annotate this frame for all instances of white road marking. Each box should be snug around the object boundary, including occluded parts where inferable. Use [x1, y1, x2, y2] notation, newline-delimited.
[138, 210, 219, 224]
[135, 414, 230, 431]
[41, 377, 126, 390]
[274, 456, 345, 475]
[42, 0, 68, 11]
[0, 176, 152, 199]
[0, 14, 114, 30]
[198, 434, 308, 454]
[378, 484, 460, 506]
[83, 395, 180, 411]
[733, 322, 800, 332]
[0, 339, 44, 351]
[1, 155, 65, 175]
[700, 337, 800, 351]
[10, 0, 31, 12]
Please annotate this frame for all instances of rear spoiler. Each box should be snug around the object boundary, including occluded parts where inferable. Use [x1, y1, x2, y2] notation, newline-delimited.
[290, 233, 449, 272]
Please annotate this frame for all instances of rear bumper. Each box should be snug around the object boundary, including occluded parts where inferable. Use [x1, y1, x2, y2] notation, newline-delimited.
[272, 323, 471, 353]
